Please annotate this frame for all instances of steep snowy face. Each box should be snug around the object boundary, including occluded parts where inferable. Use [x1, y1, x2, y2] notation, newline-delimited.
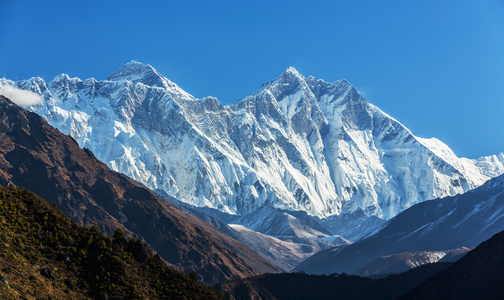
[3, 62, 504, 226]
[230, 70, 504, 220]
[308, 77, 504, 219]
[228, 68, 339, 216]
[1, 63, 264, 215]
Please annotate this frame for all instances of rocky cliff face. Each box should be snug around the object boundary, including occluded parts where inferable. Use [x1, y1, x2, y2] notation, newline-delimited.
[3, 61, 503, 238]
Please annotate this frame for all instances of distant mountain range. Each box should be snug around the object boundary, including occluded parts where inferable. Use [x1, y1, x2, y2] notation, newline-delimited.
[294, 172, 504, 275]
[3, 61, 503, 242]
[400, 228, 504, 299]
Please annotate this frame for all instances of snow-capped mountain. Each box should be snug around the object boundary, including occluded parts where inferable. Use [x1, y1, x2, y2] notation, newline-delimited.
[2, 61, 503, 238]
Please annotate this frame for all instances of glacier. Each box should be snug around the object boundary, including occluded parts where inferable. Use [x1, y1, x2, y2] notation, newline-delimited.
[2, 61, 503, 239]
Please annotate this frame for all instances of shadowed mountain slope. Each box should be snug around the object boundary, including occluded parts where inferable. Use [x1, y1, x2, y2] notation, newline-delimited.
[401, 230, 504, 299]
[215, 262, 452, 300]
[218, 229, 504, 299]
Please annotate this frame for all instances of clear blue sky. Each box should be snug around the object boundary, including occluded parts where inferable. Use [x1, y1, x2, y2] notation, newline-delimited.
[1, 0, 503, 158]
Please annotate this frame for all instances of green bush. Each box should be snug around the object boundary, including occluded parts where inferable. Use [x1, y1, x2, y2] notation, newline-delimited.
[89, 225, 100, 234]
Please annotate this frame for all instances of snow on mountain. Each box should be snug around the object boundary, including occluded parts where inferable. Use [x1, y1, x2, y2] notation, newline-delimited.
[355, 248, 471, 277]
[228, 224, 322, 271]
[2, 61, 503, 240]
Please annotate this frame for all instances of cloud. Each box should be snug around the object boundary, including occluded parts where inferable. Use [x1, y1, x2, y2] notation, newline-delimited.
[0, 83, 44, 106]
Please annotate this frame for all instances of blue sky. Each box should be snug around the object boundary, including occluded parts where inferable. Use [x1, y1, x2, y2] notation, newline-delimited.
[1, 0, 503, 158]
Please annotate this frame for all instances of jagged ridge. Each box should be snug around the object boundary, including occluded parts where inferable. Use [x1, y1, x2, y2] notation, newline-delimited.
[2, 62, 503, 239]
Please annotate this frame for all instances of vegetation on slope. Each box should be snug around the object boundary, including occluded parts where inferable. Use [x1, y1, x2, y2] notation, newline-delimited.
[0, 185, 223, 299]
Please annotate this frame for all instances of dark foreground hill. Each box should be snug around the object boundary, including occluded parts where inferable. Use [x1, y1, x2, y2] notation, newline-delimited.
[0, 185, 222, 299]
[217, 228, 504, 300]
[401, 229, 504, 300]
[215, 262, 451, 300]
[0, 95, 281, 284]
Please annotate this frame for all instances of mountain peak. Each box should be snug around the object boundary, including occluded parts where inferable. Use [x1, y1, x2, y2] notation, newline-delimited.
[52, 73, 71, 82]
[278, 66, 305, 81]
[251, 67, 307, 97]
[284, 66, 301, 75]
[51, 73, 83, 84]
[266, 66, 306, 87]
[105, 61, 194, 99]
[106, 61, 161, 83]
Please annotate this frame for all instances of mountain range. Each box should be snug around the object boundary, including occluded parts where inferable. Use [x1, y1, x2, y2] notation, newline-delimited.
[3, 61, 503, 243]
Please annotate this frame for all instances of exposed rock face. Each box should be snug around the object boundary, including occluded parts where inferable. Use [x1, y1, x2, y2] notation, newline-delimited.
[3, 62, 504, 239]
[130, 240, 153, 263]
[40, 267, 56, 280]
[0, 274, 8, 287]
[0, 95, 282, 284]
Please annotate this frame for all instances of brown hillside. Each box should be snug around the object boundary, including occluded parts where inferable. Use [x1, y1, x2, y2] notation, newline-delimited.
[0, 185, 223, 299]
